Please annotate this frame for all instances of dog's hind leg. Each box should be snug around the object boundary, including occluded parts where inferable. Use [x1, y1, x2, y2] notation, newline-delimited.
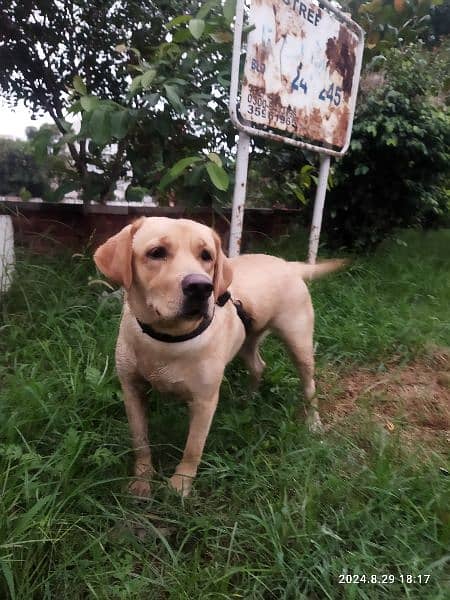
[272, 306, 323, 433]
[239, 332, 267, 390]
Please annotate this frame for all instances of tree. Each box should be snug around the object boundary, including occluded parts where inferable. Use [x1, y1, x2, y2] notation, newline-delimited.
[0, 0, 198, 203]
[61, 1, 236, 206]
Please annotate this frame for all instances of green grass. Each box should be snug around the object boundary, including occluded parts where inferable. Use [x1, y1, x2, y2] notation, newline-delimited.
[0, 229, 449, 599]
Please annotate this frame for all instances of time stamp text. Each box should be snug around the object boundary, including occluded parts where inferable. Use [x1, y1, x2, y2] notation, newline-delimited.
[338, 574, 431, 585]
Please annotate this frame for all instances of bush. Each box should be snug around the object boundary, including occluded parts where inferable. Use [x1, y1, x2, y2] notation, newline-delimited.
[324, 44, 450, 250]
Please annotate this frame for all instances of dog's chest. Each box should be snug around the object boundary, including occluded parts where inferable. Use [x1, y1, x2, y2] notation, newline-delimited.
[143, 360, 190, 394]
[138, 354, 221, 397]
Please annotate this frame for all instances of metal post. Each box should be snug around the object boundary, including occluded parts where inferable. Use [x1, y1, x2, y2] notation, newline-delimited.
[308, 154, 330, 264]
[229, 130, 251, 257]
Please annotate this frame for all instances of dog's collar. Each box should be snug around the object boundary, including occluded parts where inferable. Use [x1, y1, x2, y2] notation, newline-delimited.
[137, 313, 214, 343]
[136, 291, 251, 343]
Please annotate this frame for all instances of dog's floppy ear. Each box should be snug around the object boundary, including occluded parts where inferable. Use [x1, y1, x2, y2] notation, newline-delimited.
[212, 231, 233, 299]
[94, 218, 145, 289]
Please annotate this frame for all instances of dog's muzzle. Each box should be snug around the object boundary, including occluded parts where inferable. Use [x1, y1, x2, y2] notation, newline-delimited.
[181, 274, 213, 318]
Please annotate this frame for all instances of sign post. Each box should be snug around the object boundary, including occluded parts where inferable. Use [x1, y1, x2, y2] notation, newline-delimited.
[308, 154, 330, 263]
[229, 0, 364, 261]
[229, 131, 251, 257]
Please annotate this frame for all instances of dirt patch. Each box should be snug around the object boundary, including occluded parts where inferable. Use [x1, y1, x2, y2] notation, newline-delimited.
[321, 347, 450, 454]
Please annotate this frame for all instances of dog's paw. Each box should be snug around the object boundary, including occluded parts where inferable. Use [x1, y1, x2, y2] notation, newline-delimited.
[169, 473, 193, 497]
[128, 478, 152, 498]
[306, 411, 324, 434]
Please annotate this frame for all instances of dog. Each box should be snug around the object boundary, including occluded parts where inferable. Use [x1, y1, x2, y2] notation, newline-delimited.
[94, 217, 346, 497]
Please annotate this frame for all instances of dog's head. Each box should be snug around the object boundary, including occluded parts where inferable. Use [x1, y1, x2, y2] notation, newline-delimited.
[94, 217, 232, 330]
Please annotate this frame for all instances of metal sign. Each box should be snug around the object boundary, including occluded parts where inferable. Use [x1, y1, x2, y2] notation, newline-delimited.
[240, 0, 363, 150]
[228, 0, 364, 259]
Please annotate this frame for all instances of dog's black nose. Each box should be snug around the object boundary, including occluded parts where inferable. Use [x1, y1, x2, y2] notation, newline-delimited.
[181, 274, 213, 299]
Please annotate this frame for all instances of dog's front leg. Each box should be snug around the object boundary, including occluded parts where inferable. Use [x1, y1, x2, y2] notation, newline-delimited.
[120, 376, 154, 498]
[169, 389, 220, 497]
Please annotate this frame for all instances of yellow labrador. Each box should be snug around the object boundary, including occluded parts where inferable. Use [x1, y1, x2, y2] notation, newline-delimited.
[94, 217, 345, 497]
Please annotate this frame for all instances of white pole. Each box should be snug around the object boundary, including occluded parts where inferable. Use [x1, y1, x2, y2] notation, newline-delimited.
[308, 154, 330, 265]
[228, 130, 251, 257]
[0, 215, 15, 294]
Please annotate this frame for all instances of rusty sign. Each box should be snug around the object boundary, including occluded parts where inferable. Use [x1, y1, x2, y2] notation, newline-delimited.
[239, 0, 364, 150]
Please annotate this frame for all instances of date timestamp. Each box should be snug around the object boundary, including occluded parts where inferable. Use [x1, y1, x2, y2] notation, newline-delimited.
[338, 574, 431, 585]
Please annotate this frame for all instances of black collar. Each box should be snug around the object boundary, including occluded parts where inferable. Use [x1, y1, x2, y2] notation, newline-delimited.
[136, 291, 251, 343]
[137, 313, 214, 343]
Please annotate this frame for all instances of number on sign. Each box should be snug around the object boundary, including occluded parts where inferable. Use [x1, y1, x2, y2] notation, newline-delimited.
[291, 64, 308, 94]
[251, 58, 265, 74]
[319, 84, 342, 106]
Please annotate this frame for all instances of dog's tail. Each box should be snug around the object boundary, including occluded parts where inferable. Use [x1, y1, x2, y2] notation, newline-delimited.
[289, 258, 349, 281]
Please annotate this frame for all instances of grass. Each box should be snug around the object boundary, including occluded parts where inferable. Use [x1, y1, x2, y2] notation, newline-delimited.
[0, 228, 449, 599]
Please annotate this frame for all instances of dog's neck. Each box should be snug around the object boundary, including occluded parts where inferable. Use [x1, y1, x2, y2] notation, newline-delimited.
[125, 294, 208, 339]
[139, 315, 207, 337]
[125, 290, 234, 342]
[136, 313, 214, 343]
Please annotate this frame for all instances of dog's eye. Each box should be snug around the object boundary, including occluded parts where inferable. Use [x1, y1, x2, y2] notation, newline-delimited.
[200, 249, 213, 261]
[147, 246, 167, 260]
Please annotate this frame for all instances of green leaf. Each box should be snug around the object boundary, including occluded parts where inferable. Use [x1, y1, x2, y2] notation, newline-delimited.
[166, 15, 192, 29]
[300, 165, 314, 177]
[129, 75, 143, 96]
[67, 100, 82, 114]
[110, 110, 130, 140]
[141, 68, 157, 89]
[158, 156, 203, 190]
[386, 135, 398, 146]
[197, 0, 219, 19]
[173, 28, 192, 43]
[0, 561, 15, 600]
[207, 152, 222, 167]
[89, 109, 111, 146]
[206, 162, 229, 191]
[223, 0, 237, 23]
[73, 75, 87, 95]
[163, 84, 185, 113]
[80, 95, 99, 112]
[355, 164, 370, 176]
[286, 182, 307, 204]
[189, 18, 205, 40]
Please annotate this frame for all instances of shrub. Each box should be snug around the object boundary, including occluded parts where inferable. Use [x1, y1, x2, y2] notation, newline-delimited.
[324, 44, 450, 250]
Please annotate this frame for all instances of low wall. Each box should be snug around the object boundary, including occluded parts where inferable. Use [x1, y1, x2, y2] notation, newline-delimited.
[0, 200, 303, 254]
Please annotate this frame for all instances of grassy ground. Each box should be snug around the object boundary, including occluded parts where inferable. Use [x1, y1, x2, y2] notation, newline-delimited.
[0, 229, 449, 599]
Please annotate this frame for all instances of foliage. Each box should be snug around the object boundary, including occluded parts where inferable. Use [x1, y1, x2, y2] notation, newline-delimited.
[322, 44, 450, 250]
[247, 154, 319, 208]
[346, 0, 443, 55]
[0, 0, 216, 203]
[0, 136, 47, 197]
[64, 2, 235, 205]
[1, 230, 449, 597]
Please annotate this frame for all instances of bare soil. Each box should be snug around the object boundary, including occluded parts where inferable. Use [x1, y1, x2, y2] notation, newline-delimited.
[321, 347, 450, 454]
